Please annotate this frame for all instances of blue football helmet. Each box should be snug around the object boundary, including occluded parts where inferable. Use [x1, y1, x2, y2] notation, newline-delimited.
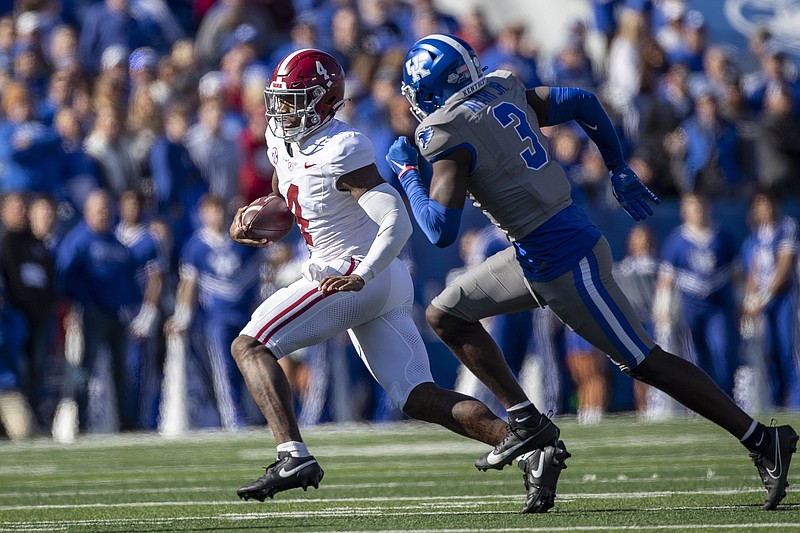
[402, 34, 486, 122]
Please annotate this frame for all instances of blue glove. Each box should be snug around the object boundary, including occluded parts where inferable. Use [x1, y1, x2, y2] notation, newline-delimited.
[610, 165, 660, 221]
[386, 136, 419, 177]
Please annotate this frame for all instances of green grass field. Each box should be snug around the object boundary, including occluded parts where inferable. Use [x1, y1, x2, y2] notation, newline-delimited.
[1, 414, 799, 532]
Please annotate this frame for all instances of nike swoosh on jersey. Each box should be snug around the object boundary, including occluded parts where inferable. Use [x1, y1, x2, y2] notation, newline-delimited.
[578, 120, 598, 131]
[531, 451, 545, 478]
[278, 459, 317, 478]
[304, 162, 316, 168]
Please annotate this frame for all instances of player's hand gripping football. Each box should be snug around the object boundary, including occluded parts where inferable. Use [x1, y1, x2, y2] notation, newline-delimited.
[386, 136, 419, 178]
[229, 205, 272, 247]
[610, 164, 660, 221]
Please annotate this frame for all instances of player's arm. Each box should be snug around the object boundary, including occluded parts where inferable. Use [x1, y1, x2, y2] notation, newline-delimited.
[527, 86, 660, 221]
[271, 169, 281, 199]
[318, 164, 413, 292]
[526, 86, 624, 168]
[130, 267, 163, 339]
[769, 246, 797, 297]
[386, 137, 467, 248]
[653, 263, 676, 333]
[164, 274, 197, 335]
[744, 245, 797, 317]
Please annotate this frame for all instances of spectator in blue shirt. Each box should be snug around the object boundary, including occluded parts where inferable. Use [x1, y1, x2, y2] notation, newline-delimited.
[754, 83, 800, 196]
[184, 97, 241, 209]
[656, 193, 740, 396]
[743, 41, 800, 117]
[481, 23, 541, 88]
[83, 106, 140, 198]
[53, 107, 101, 221]
[56, 188, 140, 431]
[551, 39, 597, 91]
[35, 69, 72, 127]
[78, 0, 178, 74]
[193, 0, 275, 71]
[0, 82, 64, 195]
[740, 191, 799, 409]
[667, 91, 743, 196]
[115, 190, 168, 428]
[150, 101, 206, 263]
[165, 194, 263, 430]
[667, 10, 707, 72]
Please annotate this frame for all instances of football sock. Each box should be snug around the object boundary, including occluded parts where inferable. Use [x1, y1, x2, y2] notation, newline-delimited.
[507, 401, 540, 426]
[277, 440, 310, 458]
[508, 400, 533, 412]
[740, 421, 771, 454]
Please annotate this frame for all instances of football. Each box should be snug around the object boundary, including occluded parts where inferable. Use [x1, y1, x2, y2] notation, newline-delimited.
[240, 195, 295, 242]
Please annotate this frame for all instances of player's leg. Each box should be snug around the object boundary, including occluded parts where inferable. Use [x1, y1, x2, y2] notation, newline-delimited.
[349, 259, 567, 513]
[233, 260, 421, 500]
[230, 333, 320, 502]
[427, 307, 531, 407]
[397, 254, 561, 474]
[348, 314, 506, 445]
[232, 275, 363, 501]
[426, 247, 559, 467]
[535, 236, 798, 510]
[427, 249, 537, 409]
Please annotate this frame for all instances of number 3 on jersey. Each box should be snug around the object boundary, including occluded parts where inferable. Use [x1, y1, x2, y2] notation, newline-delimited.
[492, 102, 549, 171]
[285, 184, 313, 246]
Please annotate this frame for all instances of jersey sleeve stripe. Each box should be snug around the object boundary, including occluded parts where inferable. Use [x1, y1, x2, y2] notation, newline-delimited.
[428, 142, 477, 173]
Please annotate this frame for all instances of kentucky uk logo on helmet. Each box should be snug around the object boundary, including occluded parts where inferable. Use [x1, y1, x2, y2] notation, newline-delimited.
[401, 34, 487, 122]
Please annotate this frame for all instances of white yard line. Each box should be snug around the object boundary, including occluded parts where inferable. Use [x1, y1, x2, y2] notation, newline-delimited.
[0, 478, 761, 499]
[1, 511, 799, 533]
[0, 487, 784, 511]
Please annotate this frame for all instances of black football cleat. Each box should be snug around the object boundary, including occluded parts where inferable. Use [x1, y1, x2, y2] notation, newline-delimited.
[476, 413, 560, 471]
[517, 440, 570, 514]
[237, 452, 324, 502]
[750, 425, 798, 510]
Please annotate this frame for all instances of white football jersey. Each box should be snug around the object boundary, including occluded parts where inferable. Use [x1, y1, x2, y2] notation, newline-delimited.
[266, 118, 378, 265]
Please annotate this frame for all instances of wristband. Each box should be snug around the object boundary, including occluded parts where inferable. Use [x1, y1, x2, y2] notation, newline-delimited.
[398, 165, 418, 181]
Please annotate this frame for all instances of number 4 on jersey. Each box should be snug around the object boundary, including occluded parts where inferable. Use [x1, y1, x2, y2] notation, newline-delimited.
[286, 184, 313, 246]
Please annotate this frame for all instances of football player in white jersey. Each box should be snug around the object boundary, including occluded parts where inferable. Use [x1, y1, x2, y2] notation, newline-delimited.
[228, 49, 556, 507]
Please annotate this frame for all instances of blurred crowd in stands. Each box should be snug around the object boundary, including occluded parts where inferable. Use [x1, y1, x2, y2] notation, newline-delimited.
[0, 0, 798, 440]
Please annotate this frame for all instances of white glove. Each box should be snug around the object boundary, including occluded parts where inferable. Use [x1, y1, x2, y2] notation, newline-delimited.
[167, 304, 192, 333]
[130, 303, 159, 338]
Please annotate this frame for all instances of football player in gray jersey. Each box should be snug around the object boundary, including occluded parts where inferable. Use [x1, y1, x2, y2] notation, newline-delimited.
[387, 33, 796, 512]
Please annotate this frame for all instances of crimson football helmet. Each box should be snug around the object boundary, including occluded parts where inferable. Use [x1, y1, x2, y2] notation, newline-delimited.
[265, 49, 345, 141]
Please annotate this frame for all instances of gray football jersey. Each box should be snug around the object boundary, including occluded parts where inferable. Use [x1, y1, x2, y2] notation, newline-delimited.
[416, 71, 572, 241]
